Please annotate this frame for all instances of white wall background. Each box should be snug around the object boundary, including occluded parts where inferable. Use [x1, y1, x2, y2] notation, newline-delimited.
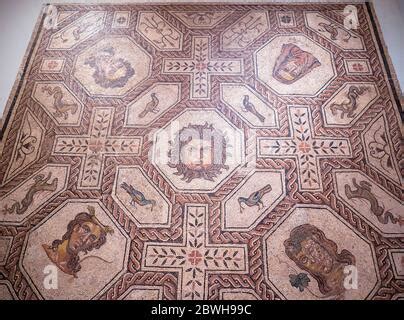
[0, 0, 403, 118]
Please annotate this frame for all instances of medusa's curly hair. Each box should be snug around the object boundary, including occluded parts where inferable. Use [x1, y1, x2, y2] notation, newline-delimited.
[284, 224, 355, 296]
[50, 210, 109, 275]
[167, 122, 229, 183]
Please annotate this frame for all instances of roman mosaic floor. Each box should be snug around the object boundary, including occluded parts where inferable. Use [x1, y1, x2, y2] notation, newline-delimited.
[0, 2, 403, 300]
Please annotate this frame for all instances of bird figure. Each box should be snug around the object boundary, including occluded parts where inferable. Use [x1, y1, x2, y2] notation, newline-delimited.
[238, 184, 272, 213]
[120, 182, 156, 211]
[139, 93, 159, 118]
[242, 95, 265, 123]
[42, 85, 78, 120]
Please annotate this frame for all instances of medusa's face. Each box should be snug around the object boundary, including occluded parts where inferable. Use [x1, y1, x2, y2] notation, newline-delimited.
[180, 138, 214, 171]
[168, 123, 228, 183]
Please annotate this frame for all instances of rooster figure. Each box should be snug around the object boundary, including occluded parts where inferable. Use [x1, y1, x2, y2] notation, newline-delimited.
[139, 93, 159, 118]
[242, 95, 265, 123]
[238, 184, 272, 213]
[121, 182, 156, 211]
